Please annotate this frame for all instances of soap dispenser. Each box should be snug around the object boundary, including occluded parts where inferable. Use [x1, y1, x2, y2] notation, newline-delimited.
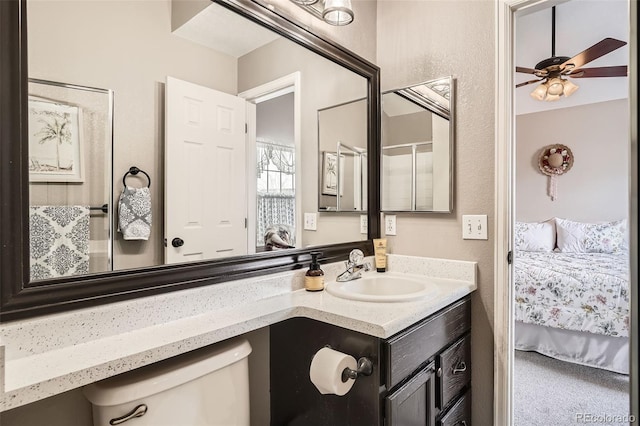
[305, 251, 325, 292]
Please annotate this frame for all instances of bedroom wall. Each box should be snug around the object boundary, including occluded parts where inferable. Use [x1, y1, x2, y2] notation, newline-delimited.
[516, 99, 629, 223]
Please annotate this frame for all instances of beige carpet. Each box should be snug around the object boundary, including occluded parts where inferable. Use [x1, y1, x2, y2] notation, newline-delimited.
[514, 350, 631, 426]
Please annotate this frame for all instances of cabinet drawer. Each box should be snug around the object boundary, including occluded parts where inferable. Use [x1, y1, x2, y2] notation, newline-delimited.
[384, 297, 471, 389]
[437, 333, 471, 410]
[437, 390, 471, 426]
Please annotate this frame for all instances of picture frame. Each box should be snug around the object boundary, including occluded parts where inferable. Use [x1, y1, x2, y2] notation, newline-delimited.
[28, 96, 85, 183]
[321, 151, 345, 196]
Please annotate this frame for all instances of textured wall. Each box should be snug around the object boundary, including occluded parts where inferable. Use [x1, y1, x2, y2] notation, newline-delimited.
[376, 2, 496, 425]
[516, 99, 629, 223]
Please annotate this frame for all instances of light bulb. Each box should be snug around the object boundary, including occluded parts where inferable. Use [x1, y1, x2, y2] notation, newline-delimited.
[562, 79, 579, 97]
[547, 78, 564, 96]
[530, 83, 548, 101]
[323, 0, 354, 25]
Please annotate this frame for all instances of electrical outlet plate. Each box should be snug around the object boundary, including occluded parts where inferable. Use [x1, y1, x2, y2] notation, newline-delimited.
[385, 215, 397, 236]
[462, 214, 488, 240]
[304, 212, 317, 231]
[360, 215, 368, 234]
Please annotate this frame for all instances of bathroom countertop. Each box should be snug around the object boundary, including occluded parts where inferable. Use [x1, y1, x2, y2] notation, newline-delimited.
[0, 254, 476, 411]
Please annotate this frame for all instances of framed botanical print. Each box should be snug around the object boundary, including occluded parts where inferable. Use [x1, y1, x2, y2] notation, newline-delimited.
[28, 97, 84, 182]
[321, 151, 345, 196]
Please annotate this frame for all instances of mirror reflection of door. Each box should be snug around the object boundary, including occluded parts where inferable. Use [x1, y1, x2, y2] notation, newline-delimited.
[165, 77, 247, 264]
[513, 1, 630, 424]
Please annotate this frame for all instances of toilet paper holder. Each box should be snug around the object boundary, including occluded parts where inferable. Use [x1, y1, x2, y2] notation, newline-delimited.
[341, 357, 373, 382]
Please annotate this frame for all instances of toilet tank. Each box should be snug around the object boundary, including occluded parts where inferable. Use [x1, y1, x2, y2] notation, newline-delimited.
[83, 338, 252, 426]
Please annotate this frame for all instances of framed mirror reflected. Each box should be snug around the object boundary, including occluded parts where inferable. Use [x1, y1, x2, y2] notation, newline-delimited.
[381, 77, 455, 213]
[0, 0, 381, 321]
[317, 98, 368, 212]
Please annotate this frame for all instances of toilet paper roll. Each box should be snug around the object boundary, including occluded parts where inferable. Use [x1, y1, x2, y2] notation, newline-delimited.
[309, 347, 357, 396]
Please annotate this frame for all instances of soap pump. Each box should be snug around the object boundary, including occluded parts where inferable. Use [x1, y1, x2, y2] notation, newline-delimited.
[305, 251, 325, 292]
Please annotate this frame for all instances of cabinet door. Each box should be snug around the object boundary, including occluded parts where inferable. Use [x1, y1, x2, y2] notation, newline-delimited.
[385, 362, 436, 426]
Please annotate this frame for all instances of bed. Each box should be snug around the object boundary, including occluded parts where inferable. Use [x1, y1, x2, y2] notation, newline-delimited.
[513, 218, 630, 374]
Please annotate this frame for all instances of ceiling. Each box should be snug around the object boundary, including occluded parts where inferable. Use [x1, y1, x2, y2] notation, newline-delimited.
[515, 0, 629, 115]
[173, 3, 280, 58]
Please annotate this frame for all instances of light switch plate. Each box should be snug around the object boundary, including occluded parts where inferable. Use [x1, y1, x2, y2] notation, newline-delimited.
[360, 215, 368, 234]
[462, 214, 488, 240]
[385, 215, 397, 236]
[304, 212, 317, 231]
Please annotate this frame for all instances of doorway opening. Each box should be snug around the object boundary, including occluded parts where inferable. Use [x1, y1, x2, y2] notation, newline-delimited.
[239, 72, 302, 255]
[495, 0, 637, 424]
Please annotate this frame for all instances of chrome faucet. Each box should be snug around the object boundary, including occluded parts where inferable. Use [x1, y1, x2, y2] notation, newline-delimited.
[336, 249, 371, 282]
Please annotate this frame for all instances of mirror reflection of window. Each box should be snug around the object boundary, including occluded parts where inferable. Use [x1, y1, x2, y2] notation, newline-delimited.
[255, 91, 296, 251]
[256, 139, 296, 248]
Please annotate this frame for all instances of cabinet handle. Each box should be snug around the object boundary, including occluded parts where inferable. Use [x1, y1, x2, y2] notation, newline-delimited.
[456, 421, 468, 426]
[436, 367, 443, 377]
[452, 361, 467, 374]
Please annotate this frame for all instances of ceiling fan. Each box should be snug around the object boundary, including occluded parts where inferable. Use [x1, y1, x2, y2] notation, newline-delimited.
[516, 5, 628, 101]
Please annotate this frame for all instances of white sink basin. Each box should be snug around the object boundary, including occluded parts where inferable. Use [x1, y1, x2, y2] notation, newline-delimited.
[326, 272, 439, 302]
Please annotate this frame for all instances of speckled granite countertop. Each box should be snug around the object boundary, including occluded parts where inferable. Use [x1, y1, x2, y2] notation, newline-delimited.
[0, 254, 476, 411]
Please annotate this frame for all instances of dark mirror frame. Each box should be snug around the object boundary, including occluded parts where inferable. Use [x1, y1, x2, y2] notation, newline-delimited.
[0, 0, 381, 322]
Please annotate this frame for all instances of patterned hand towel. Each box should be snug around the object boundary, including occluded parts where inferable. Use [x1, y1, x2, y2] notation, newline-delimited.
[29, 206, 90, 280]
[118, 186, 152, 240]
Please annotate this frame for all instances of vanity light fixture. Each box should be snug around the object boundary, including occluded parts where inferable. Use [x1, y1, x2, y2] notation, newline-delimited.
[529, 76, 579, 102]
[290, 0, 354, 26]
[290, 0, 319, 5]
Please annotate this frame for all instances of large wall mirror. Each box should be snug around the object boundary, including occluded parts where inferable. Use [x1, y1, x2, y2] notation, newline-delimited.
[0, 0, 381, 321]
[381, 77, 454, 213]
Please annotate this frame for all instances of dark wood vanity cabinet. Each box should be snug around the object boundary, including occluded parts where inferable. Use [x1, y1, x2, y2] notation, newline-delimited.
[270, 296, 471, 426]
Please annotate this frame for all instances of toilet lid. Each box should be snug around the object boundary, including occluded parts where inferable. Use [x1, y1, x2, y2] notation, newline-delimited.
[83, 338, 251, 406]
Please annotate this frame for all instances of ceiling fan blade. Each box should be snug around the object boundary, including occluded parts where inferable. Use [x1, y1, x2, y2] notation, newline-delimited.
[516, 79, 541, 88]
[561, 38, 627, 70]
[516, 66, 537, 74]
[569, 65, 628, 78]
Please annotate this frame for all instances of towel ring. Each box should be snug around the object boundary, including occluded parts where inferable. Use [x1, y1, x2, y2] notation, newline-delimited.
[123, 166, 151, 188]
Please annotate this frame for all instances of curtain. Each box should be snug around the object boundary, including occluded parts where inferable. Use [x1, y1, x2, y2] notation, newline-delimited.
[257, 194, 295, 246]
[256, 139, 295, 177]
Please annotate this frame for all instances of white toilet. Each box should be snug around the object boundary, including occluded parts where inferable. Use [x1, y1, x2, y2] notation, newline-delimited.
[83, 338, 252, 426]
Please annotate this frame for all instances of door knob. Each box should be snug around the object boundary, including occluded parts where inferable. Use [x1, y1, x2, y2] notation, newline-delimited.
[171, 237, 184, 248]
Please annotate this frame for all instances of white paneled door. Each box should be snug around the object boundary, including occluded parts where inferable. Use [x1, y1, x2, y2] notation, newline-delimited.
[165, 77, 247, 264]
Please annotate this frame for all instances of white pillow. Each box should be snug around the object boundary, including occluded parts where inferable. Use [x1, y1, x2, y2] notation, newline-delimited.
[555, 218, 627, 254]
[514, 220, 555, 252]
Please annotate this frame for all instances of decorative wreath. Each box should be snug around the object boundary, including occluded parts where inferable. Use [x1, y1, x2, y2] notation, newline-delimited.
[537, 144, 574, 201]
[538, 144, 574, 176]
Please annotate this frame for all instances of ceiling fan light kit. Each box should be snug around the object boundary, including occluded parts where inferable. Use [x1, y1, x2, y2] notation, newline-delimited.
[530, 77, 579, 101]
[516, 6, 627, 102]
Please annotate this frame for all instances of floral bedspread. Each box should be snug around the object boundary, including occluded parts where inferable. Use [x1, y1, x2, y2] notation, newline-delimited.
[514, 251, 629, 337]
